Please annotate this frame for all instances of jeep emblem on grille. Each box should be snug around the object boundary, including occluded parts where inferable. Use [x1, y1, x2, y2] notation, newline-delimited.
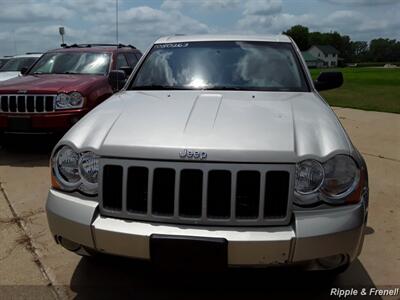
[179, 149, 207, 160]
[17, 90, 28, 94]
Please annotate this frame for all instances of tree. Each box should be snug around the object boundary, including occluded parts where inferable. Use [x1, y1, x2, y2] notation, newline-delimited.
[369, 38, 399, 62]
[309, 31, 326, 45]
[351, 41, 368, 56]
[282, 25, 310, 51]
[282, 25, 400, 63]
[340, 35, 353, 61]
[350, 41, 368, 62]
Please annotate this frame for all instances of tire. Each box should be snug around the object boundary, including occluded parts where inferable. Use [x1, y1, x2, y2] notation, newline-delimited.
[325, 262, 350, 276]
[77, 246, 102, 258]
[312, 263, 350, 283]
[0, 131, 5, 147]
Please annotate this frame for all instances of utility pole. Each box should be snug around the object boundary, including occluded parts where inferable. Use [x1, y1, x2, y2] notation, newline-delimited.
[59, 27, 65, 47]
[12, 30, 17, 55]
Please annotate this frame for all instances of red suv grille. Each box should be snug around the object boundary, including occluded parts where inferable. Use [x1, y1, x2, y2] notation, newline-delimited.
[0, 94, 56, 113]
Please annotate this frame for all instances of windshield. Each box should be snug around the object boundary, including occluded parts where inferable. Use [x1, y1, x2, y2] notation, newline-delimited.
[0, 59, 10, 69]
[130, 41, 308, 92]
[0, 57, 38, 72]
[29, 52, 111, 75]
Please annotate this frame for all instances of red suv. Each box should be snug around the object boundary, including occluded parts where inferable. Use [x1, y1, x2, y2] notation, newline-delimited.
[0, 44, 142, 134]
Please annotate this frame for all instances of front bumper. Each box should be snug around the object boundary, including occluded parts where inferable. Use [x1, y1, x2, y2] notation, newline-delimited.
[46, 189, 367, 267]
[0, 109, 88, 133]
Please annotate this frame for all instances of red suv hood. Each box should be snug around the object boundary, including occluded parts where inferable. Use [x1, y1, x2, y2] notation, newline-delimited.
[0, 74, 107, 94]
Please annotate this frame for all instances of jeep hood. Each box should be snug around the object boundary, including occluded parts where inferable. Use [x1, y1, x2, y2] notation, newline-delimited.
[0, 74, 105, 94]
[61, 91, 351, 163]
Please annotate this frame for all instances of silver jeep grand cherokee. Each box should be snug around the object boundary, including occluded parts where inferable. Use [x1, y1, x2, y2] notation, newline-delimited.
[46, 35, 368, 274]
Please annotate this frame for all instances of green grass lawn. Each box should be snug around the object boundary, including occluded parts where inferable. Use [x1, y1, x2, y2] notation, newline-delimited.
[309, 67, 400, 114]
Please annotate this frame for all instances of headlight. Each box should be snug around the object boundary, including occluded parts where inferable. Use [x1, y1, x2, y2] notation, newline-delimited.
[52, 146, 99, 195]
[321, 155, 360, 199]
[78, 152, 99, 195]
[295, 160, 324, 195]
[55, 92, 84, 110]
[53, 146, 80, 189]
[294, 155, 361, 206]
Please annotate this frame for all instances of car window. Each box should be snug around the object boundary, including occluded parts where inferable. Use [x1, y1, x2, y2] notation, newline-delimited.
[0, 57, 38, 72]
[29, 52, 111, 75]
[135, 53, 142, 61]
[125, 53, 138, 68]
[131, 41, 308, 92]
[116, 54, 129, 69]
[0, 59, 10, 69]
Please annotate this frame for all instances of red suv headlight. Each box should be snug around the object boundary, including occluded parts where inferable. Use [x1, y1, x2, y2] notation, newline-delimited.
[55, 92, 84, 110]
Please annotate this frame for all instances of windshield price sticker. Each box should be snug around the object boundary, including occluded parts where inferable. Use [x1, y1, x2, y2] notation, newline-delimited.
[155, 43, 189, 49]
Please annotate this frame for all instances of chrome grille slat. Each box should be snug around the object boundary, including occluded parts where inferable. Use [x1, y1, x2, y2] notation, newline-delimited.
[122, 166, 128, 213]
[230, 171, 236, 221]
[201, 171, 208, 222]
[100, 159, 294, 227]
[0, 94, 56, 113]
[258, 172, 266, 220]
[146, 168, 153, 217]
[173, 168, 180, 218]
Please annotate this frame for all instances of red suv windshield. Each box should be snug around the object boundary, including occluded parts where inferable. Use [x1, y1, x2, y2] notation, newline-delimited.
[30, 52, 111, 75]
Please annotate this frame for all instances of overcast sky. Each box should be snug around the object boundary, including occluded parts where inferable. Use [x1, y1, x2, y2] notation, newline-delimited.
[0, 0, 399, 56]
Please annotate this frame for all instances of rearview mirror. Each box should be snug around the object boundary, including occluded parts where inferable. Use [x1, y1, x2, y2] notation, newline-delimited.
[314, 72, 343, 91]
[20, 67, 28, 75]
[109, 70, 127, 91]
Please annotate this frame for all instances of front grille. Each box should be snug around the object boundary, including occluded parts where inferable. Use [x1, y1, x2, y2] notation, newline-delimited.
[0, 94, 56, 113]
[100, 159, 294, 226]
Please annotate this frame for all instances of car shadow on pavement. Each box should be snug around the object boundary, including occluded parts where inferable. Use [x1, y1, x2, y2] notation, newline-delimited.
[70, 256, 381, 300]
[0, 134, 60, 167]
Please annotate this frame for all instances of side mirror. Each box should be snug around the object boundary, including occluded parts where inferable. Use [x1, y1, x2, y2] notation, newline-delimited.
[20, 67, 28, 75]
[314, 72, 343, 91]
[108, 70, 127, 91]
[120, 66, 133, 76]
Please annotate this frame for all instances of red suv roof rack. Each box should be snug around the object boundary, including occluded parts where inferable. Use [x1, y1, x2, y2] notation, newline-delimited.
[61, 43, 136, 49]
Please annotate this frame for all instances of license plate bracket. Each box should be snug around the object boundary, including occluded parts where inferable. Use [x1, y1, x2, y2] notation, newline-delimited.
[150, 234, 228, 270]
[7, 116, 32, 132]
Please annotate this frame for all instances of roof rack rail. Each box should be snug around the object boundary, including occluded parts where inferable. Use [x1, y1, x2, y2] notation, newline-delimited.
[61, 43, 136, 49]
[25, 52, 42, 55]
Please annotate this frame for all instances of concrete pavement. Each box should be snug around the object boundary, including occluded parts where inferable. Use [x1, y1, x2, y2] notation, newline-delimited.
[0, 107, 399, 299]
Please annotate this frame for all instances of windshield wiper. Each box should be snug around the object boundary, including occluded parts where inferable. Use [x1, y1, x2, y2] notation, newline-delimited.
[204, 86, 295, 92]
[203, 86, 251, 91]
[131, 85, 191, 90]
[60, 71, 81, 74]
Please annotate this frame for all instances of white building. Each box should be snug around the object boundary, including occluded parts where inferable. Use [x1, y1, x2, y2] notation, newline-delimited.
[301, 51, 325, 68]
[306, 45, 339, 67]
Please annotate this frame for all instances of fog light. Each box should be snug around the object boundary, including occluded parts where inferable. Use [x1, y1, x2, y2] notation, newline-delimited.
[58, 236, 81, 252]
[71, 117, 80, 125]
[317, 254, 346, 269]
